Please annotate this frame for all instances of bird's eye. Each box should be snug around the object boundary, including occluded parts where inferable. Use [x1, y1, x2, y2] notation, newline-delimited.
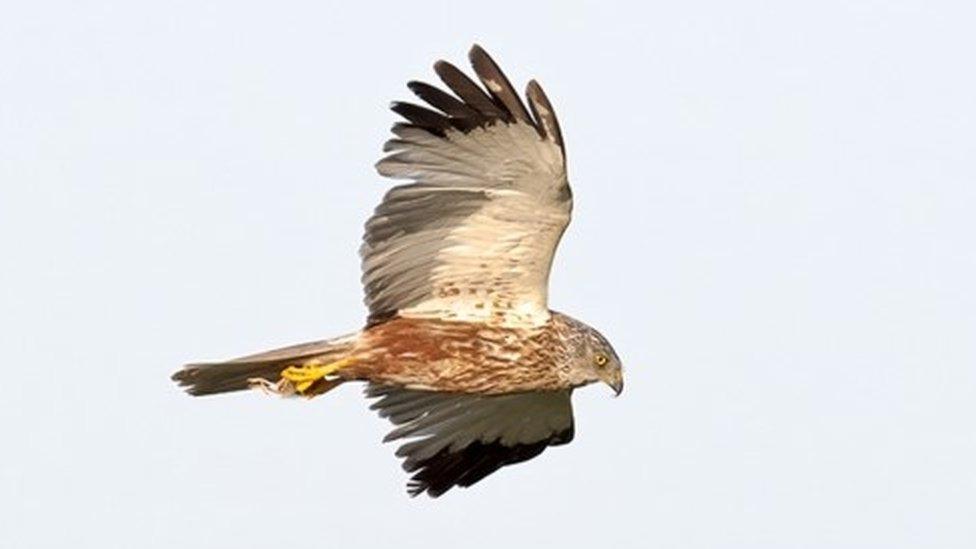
[595, 354, 609, 367]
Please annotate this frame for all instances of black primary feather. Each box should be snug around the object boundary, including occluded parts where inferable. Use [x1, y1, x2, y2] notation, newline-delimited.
[468, 44, 533, 125]
[526, 79, 565, 153]
[406, 428, 574, 498]
[390, 101, 452, 136]
[388, 45, 564, 157]
[367, 384, 576, 498]
[407, 81, 485, 130]
[433, 59, 508, 121]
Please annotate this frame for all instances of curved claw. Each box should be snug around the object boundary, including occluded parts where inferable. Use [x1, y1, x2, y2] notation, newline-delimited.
[279, 357, 355, 394]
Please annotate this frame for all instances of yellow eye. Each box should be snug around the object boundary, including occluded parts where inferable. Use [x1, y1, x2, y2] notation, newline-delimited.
[595, 354, 609, 367]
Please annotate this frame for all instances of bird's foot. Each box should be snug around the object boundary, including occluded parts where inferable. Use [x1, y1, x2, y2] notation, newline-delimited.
[280, 357, 354, 395]
[247, 357, 353, 398]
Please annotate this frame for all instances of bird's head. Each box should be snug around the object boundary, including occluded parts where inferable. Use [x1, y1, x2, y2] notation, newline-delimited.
[566, 324, 624, 396]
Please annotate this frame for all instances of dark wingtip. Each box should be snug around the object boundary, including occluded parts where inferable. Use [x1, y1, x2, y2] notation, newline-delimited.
[467, 43, 486, 61]
[401, 434, 570, 498]
[469, 44, 533, 124]
[389, 101, 451, 136]
[525, 78, 565, 154]
[432, 59, 453, 78]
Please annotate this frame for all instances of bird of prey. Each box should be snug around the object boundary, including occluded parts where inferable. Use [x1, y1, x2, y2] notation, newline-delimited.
[172, 45, 624, 497]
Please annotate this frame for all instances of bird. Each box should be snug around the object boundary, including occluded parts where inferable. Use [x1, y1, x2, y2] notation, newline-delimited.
[171, 45, 624, 498]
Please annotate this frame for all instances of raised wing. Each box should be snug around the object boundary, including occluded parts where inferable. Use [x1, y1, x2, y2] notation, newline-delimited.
[367, 384, 574, 497]
[363, 45, 571, 327]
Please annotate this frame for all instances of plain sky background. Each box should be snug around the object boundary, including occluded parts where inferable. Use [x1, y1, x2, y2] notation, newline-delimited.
[2, 1, 974, 547]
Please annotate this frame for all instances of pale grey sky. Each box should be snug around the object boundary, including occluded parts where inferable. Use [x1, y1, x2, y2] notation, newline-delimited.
[2, 1, 974, 548]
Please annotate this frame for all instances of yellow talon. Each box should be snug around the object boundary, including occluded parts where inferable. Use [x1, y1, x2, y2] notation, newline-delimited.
[280, 357, 354, 394]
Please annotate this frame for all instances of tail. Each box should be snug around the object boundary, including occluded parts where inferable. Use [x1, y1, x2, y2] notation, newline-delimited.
[172, 335, 357, 397]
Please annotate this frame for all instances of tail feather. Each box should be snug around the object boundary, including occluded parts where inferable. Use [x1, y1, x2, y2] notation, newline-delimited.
[172, 336, 357, 397]
[172, 360, 291, 396]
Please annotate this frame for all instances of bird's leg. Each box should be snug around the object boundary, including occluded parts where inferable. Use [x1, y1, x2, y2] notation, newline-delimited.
[247, 356, 354, 398]
[280, 357, 354, 395]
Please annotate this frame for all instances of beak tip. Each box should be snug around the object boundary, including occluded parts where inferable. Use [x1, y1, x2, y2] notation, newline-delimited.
[611, 380, 624, 397]
[603, 372, 624, 397]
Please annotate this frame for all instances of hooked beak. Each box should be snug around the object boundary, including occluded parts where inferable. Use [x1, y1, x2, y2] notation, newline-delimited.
[606, 371, 624, 397]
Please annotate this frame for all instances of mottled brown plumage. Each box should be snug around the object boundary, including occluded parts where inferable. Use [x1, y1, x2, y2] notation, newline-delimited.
[171, 44, 624, 497]
[335, 313, 596, 393]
